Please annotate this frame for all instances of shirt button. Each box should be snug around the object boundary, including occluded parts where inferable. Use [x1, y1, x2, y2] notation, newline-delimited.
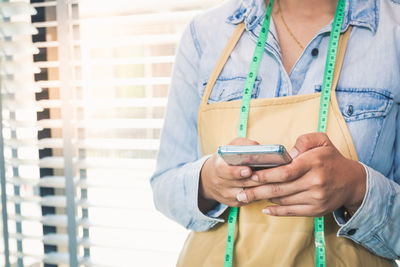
[346, 105, 354, 116]
[311, 48, 319, 57]
[347, 229, 357, 236]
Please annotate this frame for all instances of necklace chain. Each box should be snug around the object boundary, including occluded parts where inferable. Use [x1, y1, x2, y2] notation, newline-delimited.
[277, 0, 305, 50]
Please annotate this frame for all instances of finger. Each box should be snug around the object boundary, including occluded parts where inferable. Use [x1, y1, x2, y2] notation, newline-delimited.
[252, 159, 311, 183]
[216, 187, 248, 208]
[262, 205, 315, 217]
[269, 191, 312, 206]
[291, 132, 333, 159]
[237, 179, 306, 203]
[229, 177, 262, 188]
[228, 137, 260, 146]
[215, 155, 252, 179]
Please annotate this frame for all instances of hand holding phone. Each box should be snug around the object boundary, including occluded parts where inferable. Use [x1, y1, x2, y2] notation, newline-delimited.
[199, 138, 263, 209]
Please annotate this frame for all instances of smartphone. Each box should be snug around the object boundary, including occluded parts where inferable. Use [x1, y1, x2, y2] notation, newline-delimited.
[218, 144, 292, 170]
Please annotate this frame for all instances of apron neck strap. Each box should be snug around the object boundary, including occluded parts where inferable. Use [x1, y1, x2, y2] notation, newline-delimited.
[200, 24, 352, 105]
[201, 23, 246, 105]
[331, 26, 352, 101]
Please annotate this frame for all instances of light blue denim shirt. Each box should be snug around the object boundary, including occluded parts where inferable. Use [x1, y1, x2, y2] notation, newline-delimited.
[150, 0, 400, 261]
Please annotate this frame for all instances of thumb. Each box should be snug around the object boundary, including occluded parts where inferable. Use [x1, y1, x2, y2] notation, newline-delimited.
[290, 132, 332, 159]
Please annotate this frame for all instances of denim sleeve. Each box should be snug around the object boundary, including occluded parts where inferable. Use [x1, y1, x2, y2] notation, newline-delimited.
[150, 21, 224, 232]
[333, 106, 400, 260]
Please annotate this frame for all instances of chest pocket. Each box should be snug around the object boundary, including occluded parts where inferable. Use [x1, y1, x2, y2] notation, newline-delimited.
[200, 76, 261, 104]
[315, 86, 394, 165]
[315, 86, 394, 121]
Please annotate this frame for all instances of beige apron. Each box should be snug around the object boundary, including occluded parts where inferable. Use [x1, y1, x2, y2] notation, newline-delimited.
[177, 23, 392, 267]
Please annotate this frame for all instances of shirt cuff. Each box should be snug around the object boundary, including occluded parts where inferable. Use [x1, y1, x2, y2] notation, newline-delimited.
[206, 202, 228, 218]
[184, 154, 225, 231]
[333, 163, 394, 242]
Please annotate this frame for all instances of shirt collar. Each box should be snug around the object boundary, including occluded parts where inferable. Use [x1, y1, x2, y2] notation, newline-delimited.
[226, 0, 379, 34]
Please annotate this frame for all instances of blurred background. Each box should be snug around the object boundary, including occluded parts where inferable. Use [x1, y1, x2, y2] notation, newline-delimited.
[0, 0, 222, 266]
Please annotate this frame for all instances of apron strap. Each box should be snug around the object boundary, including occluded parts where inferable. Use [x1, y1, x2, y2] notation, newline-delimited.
[201, 23, 352, 105]
[331, 26, 352, 105]
[201, 23, 246, 105]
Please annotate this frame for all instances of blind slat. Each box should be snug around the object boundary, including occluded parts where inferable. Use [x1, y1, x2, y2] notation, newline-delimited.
[5, 137, 160, 150]
[77, 138, 160, 150]
[5, 157, 156, 170]
[33, 55, 176, 68]
[30, 2, 57, 8]
[32, 34, 180, 48]
[0, 40, 39, 56]
[31, 21, 57, 28]
[0, 62, 40, 75]
[4, 119, 163, 129]
[76, 119, 164, 129]
[32, 41, 58, 48]
[76, 34, 180, 46]
[0, 21, 38, 37]
[0, 2, 37, 17]
[6, 176, 66, 188]
[78, 10, 198, 25]
[1, 80, 41, 93]
[7, 196, 149, 211]
[35, 98, 168, 108]
[7, 175, 151, 189]
[35, 77, 171, 88]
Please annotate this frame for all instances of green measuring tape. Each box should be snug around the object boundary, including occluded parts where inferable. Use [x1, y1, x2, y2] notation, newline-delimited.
[223, 2, 274, 267]
[315, 1, 345, 266]
[224, 2, 274, 267]
[223, 0, 346, 266]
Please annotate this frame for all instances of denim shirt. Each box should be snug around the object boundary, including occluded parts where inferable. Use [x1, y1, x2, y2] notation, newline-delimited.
[150, 0, 400, 260]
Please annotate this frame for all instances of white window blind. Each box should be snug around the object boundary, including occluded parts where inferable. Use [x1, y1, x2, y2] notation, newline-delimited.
[0, 0, 223, 266]
[1, 1, 40, 267]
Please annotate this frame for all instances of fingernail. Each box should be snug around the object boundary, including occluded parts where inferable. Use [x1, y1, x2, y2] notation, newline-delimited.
[251, 174, 259, 182]
[262, 208, 270, 214]
[240, 168, 250, 177]
[289, 147, 299, 159]
[236, 191, 247, 202]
